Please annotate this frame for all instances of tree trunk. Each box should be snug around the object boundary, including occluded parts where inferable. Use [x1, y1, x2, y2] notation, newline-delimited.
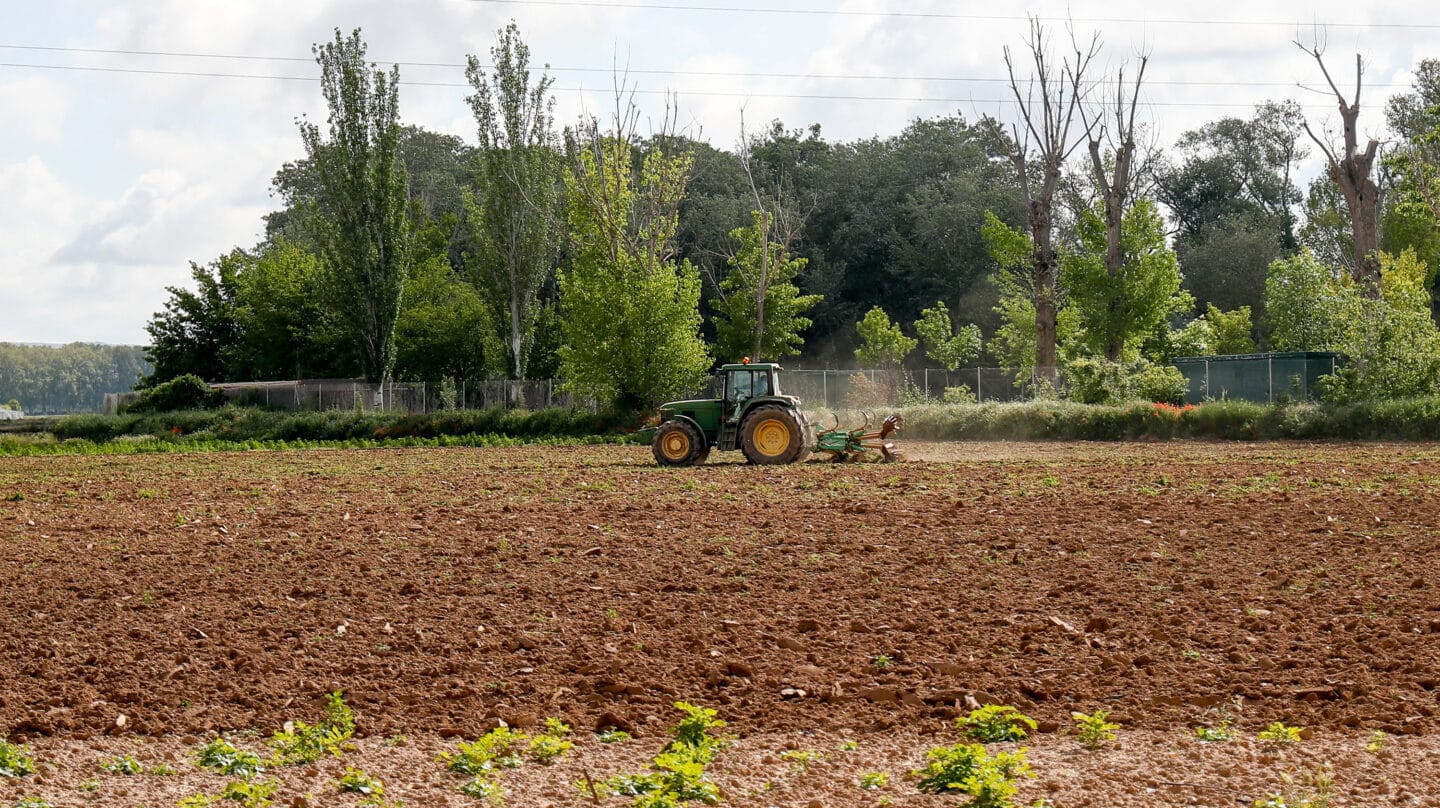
[1031, 199, 1059, 384]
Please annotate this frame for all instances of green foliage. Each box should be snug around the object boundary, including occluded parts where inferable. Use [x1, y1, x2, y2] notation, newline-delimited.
[528, 718, 573, 764]
[957, 705, 1037, 744]
[220, 778, 278, 807]
[1071, 709, 1120, 751]
[11, 798, 54, 808]
[710, 210, 822, 362]
[665, 702, 728, 762]
[268, 691, 355, 766]
[228, 240, 350, 382]
[602, 703, 728, 807]
[100, 754, 143, 775]
[1264, 249, 1359, 352]
[336, 767, 385, 796]
[1065, 359, 1188, 405]
[942, 385, 977, 405]
[1316, 250, 1440, 403]
[1195, 717, 1234, 743]
[915, 301, 982, 370]
[465, 21, 565, 381]
[0, 343, 149, 415]
[598, 728, 632, 743]
[51, 405, 621, 445]
[1208, 305, 1257, 355]
[124, 374, 226, 414]
[458, 774, 503, 799]
[143, 250, 246, 385]
[779, 749, 822, 773]
[854, 307, 917, 367]
[559, 128, 710, 411]
[1366, 730, 1388, 754]
[194, 738, 265, 779]
[1257, 722, 1303, 748]
[443, 726, 528, 775]
[858, 771, 889, 789]
[0, 736, 35, 777]
[393, 255, 495, 385]
[912, 742, 1034, 807]
[1064, 198, 1192, 361]
[178, 795, 219, 808]
[300, 28, 415, 384]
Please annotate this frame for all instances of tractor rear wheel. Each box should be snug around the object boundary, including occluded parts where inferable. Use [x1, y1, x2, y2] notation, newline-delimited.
[652, 420, 707, 467]
[740, 405, 810, 465]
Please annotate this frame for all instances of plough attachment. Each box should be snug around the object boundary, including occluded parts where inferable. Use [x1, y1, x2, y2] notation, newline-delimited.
[814, 412, 905, 463]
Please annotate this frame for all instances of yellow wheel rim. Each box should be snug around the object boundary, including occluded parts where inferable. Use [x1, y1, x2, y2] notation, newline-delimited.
[754, 419, 791, 456]
[661, 430, 691, 461]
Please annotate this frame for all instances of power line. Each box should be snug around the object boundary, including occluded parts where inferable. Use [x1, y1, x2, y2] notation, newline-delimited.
[467, 0, 1440, 30]
[0, 60, 1349, 109]
[0, 43, 1412, 90]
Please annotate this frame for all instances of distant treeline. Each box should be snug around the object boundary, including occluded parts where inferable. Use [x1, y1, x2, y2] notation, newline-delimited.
[0, 343, 151, 414]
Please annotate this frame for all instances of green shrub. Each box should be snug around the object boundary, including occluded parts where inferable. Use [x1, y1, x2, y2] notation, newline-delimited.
[912, 742, 1033, 807]
[269, 691, 354, 766]
[957, 705, 1037, 744]
[601, 703, 729, 807]
[1066, 358, 1187, 405]
[443, 726, 528, 775]
[1071, 709, 1120, 750]
[0, 736, 35, 777]
[194, 738, 264, 778]
[124, 374, 226, 413]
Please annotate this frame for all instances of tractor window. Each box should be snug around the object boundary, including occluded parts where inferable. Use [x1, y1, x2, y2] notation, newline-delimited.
[752, 371, 771, 397]
[727, 371, 752, 403]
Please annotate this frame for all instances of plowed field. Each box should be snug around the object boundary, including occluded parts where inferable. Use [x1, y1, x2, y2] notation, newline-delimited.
[3, 441, 1440, 806]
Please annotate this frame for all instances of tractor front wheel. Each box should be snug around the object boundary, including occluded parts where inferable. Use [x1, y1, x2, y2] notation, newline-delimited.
[652, 420, 707, 467]
[740, 405, 811, 465]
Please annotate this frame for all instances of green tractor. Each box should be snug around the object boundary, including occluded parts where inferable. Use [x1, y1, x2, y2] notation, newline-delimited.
[646, 362, 902, 467]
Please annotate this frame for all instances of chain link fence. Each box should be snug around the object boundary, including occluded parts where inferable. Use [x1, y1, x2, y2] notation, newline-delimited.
[780, 368, 1066, 409]
[104, 368, 1068, 415]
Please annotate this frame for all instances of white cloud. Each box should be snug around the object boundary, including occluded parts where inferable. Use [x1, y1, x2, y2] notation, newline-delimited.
[3, 0, 1434, 344]
[0, 76, 72, 142]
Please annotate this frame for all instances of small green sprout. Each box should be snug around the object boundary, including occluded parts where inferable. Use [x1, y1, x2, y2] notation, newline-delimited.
[1071, 709, 1120, 751]
[1257, 722, 1303, 748]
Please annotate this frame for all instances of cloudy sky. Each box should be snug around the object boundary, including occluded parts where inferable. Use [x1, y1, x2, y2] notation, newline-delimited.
[1, 0, 1434, 345]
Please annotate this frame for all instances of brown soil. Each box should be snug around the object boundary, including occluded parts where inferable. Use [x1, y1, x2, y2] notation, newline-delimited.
[2, 441, 1439, 806]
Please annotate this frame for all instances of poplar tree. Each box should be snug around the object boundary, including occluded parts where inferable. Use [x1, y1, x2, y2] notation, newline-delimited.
[299, 28, 413, 384]
[465, 22, 564, 385]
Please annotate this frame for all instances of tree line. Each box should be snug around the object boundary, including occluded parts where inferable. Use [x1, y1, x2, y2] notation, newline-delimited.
[143, 22, 1440, 410]
[0, 343, 151, 413]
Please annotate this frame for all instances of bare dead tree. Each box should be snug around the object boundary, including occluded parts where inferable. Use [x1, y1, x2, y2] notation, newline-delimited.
[1003, 18, 1101, 380]
[1081, 53, 1150, 361]
[1296, 38, 1382, 296]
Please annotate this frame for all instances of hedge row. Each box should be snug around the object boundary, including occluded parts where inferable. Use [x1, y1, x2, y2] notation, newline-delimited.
[52, 406, 635, 445]
[896, 398, 1440, 442]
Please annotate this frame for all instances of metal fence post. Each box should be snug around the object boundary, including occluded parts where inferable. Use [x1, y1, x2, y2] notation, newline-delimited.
[1267, 356, 1273, 403]
[976, 367, 982, 402]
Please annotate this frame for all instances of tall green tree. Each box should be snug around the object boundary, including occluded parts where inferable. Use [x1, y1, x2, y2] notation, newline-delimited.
[710, 210, 821, 362]
[853, 307, 916, 367]
[299, 28, 414, 384]
[1063, 199, 1190, 362]
[1264, 249, 1360, 352]
[143, 250, 246, 383]
[559, 101, 711, 411]
[913, 301, 981, 370]
[464, 22, 565, 383]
